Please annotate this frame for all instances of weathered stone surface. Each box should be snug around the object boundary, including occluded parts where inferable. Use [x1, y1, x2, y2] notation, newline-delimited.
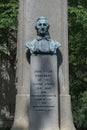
[60, 95, 76, 130]
[11, 95, 29, 130]
[30, 55, 59, 130]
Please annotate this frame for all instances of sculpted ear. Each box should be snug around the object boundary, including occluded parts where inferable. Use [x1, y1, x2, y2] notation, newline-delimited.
[35, 25, 37, 30]
[47, 24, 50, 30]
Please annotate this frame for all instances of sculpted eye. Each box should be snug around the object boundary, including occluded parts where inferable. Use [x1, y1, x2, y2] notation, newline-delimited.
[43, 23, 47, 26]
[38, 23, 42, 26]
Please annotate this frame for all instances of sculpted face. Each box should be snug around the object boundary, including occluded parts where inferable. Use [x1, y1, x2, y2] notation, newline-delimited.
[35, 16, 49, 37]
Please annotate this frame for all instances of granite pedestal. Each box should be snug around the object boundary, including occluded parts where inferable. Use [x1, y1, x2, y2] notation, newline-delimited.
[30, 55, 59, 130]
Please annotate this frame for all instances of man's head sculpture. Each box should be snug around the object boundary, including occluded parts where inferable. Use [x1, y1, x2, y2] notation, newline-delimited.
[35, 16, 50, 37]
[26, 16, 61, 54]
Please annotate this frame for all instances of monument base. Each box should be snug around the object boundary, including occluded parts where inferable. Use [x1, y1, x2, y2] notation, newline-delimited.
[11, 94, 29, 130]
[30, 55, 59, 130]
[60, 94, 76, 130]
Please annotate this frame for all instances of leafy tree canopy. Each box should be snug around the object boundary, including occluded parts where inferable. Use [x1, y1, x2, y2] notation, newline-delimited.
[68, 0, 87, 129]
[0, 0, 18, 61]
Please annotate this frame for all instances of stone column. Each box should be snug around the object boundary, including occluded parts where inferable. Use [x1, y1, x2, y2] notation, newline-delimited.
[11, 0, 76, 130]
[11, 0, 30, 130]
[58, 1, 76, 130]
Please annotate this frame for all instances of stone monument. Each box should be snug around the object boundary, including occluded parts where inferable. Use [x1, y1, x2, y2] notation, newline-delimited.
[11, 0, 76, 130]
[26, 16, 61, 130]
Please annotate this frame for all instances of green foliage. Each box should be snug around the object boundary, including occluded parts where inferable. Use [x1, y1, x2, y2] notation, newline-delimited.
[72, 91, 87, 130]
[0, 0, 18, 60]
[68, 0, 87, 129]
[0, 0, 18, 125]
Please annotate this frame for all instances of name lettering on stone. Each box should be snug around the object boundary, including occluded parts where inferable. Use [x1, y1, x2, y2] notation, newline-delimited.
[31, 70, 56, 112]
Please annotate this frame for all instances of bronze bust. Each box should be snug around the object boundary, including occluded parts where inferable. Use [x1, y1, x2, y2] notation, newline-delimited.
[26, 16, 61, 53]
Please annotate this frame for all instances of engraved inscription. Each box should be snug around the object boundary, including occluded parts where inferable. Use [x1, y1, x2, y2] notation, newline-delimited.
[30, 55, 58, 130]
[31, 70, 56, 112]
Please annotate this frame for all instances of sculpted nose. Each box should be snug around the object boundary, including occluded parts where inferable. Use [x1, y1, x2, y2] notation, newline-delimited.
[41, 25, 44, 28]
[41, 25, 44, 30]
